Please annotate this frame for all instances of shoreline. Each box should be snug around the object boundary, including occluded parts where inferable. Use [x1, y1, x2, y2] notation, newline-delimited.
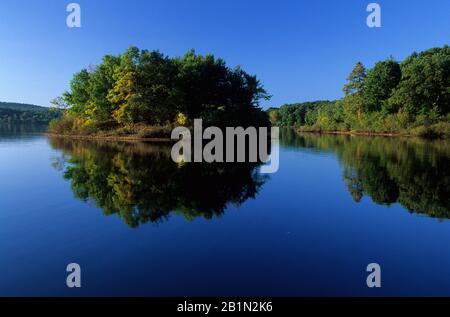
[296, 129, 413, 137]
[46, 129, 446, 141]
[46, 133, 172, 143]
[295, 128, 449, 139]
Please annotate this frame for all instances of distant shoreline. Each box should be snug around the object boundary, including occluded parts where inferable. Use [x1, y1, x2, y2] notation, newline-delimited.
[296, 129, 411, 137]
[295, 127, 449, 139]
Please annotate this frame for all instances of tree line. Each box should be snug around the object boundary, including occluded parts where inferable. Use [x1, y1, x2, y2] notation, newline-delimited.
[269, 45, 450, 137]
[0, 102, 61, 124]
[49, 47, 271, 137]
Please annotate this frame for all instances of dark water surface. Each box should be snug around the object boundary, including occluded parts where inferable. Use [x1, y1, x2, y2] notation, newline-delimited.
[1, 126, 449, 296]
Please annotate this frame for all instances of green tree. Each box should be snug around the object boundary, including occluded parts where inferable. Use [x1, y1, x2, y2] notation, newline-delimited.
[64, 69, 91, 116]
[389, 46, 450, 115]
[364, 59, 401, 113]
[343, 62, 367, 122]
[343, 62, 366, 96]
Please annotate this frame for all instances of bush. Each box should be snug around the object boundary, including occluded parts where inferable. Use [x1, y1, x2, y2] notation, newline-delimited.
[47, 114, 75, 134]
[110, 125, 134, 136]
[430, 121, 450, 138]
[409, 121, 450, 138]
[136, 125, 173, 139]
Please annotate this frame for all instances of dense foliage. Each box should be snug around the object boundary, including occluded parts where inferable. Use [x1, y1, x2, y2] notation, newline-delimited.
[269, 46, 450, 137]
[50, 47, 270, 136]
[0, 102, 61, 123]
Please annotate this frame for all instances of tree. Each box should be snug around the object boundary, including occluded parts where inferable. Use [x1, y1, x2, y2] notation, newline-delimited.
[343, 62, 366, 96]
[343, 62, 367, 122]
[389, 46, 450, 115]
[363, 59, 401, 113]
[267, 108, 279, 124]
[50, 97, 69, 110]
[85, 54, 121, 122]
[107, 47, 140, 124]
[64, 69, 91, 115]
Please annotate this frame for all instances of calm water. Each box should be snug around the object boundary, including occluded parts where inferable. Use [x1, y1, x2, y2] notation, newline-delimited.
[1, 125, 449, 296]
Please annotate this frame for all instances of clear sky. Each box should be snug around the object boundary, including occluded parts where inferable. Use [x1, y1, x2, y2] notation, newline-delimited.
[0, 0, 448, 108]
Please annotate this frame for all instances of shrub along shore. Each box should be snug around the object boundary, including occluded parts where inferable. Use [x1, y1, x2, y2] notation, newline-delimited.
[48, 123, 173, 141]
[295, 121, 450, 138]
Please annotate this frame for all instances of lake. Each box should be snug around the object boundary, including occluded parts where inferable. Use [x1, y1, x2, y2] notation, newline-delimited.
[1, 125, 449, 296]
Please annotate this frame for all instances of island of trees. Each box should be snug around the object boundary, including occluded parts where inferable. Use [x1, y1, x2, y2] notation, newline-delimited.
[269, 45, 450, 138]
[49, 47, 270, 138]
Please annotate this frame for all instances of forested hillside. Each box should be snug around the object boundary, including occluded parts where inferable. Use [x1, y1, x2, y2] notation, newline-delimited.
[0, 102, 62, 123]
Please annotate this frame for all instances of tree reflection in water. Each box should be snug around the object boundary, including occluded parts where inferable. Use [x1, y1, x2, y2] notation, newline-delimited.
[281, 129, 450, 219]
[49, 138, 269, 228]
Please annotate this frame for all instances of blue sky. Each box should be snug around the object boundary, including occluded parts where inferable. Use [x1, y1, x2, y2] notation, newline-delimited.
[0, 0, 448, 108]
